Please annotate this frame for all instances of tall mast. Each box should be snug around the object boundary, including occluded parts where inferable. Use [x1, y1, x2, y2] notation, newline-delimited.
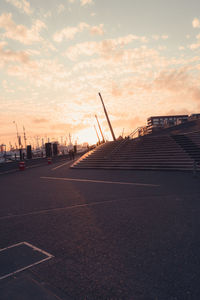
[23, 126, 27, 149]
[94, 125, 101, 144]
[69, 133, 72, 145]
[13, 121, 21, 148]
[98, 92, 116, 141]
[95, 115, 105, 143]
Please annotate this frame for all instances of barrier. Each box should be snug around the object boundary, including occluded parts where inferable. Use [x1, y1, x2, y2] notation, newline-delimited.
[47, 157, 52, 164]
[19, 161, 25, 171]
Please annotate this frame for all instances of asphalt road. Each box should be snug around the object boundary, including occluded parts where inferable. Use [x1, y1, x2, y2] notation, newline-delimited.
[0, 159, 200, 299]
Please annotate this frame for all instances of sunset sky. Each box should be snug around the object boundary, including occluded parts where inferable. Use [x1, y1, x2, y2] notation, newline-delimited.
[1, 0, 200, 147]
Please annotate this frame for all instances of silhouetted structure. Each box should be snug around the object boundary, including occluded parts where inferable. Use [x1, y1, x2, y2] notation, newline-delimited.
[95, 114, 105, 143]
[147, 115, 188, 134]
[45, 143, 52, 157]
[27, 145, 32, 159]
[53, 143, 58, 156]
[98, 93, 116, 141]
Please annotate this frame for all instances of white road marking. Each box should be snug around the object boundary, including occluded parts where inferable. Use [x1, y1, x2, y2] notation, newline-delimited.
[0, 198, 131, 220]
[40, 176, 160, 187]
[51, 160, 72, 171]
[0, 241, 53, 280]
[0, 169, 18, 175]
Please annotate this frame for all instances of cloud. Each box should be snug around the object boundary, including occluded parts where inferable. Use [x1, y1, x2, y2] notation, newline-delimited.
[43, 11, 52, 18]
[190, 33, 200, 50]
[6, 56, 72, 88]
[111, 116, 143, 134]
[6, 0, 32, 15]
[161, 35, 168, 40]
[32, 118, 49, 124]
[152, 68, 200, 104]
[190, 43, 200, 50]
[90, 24, 104, 35]
[80, 0, 93, 6]
[152, 35, 168, 40]
[53, 22, 105, 42]
[53, 22, 89, 42]
[189, 86, 200, 102]
[154, 68, 189, 92]
[152, 35, 159, 40]
[192, 17, 200, 28]
[0, 13, 46, 44]
[57, 4, 65, 14]
[0, 41, 31, 65]
[64, 34, 148, 60]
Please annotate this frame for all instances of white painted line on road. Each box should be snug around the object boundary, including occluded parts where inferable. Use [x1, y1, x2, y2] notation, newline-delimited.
[40, 176, 160, 187]
[0, 169, 18, 175]
[0, 241, 53, 281]
[51, 160, 72, 171]
[0, 198, 131, 220]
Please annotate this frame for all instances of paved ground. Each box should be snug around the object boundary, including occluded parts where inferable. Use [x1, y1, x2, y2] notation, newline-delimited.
[0, 159, 200, 299]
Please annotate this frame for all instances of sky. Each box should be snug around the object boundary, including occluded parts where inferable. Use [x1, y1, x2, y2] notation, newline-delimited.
[1, 0, 200, 147]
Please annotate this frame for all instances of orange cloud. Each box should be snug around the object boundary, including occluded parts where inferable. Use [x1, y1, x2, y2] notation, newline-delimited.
[0, 42, 31, 65]
[64, 35, 147, 60]
[154, 69, 189, 92]
[32, 118, 49, 124]
[0, 13, 46, 44]
[80, 0, 93, 6]
[192, 17, 200, 28]
[90, 24, 104, 35]
[53, 22, 105, 42]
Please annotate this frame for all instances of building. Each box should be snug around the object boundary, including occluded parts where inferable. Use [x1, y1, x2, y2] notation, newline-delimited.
[138, 126, 148, 137]
[147, 115, 188, 134]
[189, 113, 200, 120]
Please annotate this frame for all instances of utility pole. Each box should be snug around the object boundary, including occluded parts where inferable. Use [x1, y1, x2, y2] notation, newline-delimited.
[122, 128, 124, 138]
[94, 125, 101, 144]
[69, 133, 72, 145]
[98, 93, 116, 141]
[13, 121, 20, 147]
[13, 121, 22, 161]
[23, 126, 27, 149]
[95, 115, 105, 143]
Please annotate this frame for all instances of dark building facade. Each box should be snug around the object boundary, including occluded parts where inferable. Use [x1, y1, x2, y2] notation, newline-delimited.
[147, 115, 188, 134]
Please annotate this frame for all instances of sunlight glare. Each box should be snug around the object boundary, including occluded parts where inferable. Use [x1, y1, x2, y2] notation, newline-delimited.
[77, 127, 98, 145]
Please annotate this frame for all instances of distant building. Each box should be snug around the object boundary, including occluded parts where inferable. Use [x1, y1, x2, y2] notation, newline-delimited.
[138, 126, 148, 137]
[146, 115, 188, 134]
[189, 113, 200, 120]
[136, 113, 200, 137]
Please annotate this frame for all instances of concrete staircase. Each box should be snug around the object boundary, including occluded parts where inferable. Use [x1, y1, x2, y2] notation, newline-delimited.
[71, 134, 198, 171]
[186, 131, 200, 148]
[172, 133, 200, 164]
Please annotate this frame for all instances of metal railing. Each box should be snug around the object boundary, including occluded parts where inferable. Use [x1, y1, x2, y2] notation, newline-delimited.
[129, 127, 143, 139]
[105, 138, 129, 159]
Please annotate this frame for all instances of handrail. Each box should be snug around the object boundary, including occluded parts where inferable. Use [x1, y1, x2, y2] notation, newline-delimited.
[105, 138, 129, 159]
[129, 127, 143, 139]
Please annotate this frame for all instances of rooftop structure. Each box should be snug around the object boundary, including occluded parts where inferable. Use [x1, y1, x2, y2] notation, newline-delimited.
[137, 114, 200, 137]
[147, 115, 188, 134]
